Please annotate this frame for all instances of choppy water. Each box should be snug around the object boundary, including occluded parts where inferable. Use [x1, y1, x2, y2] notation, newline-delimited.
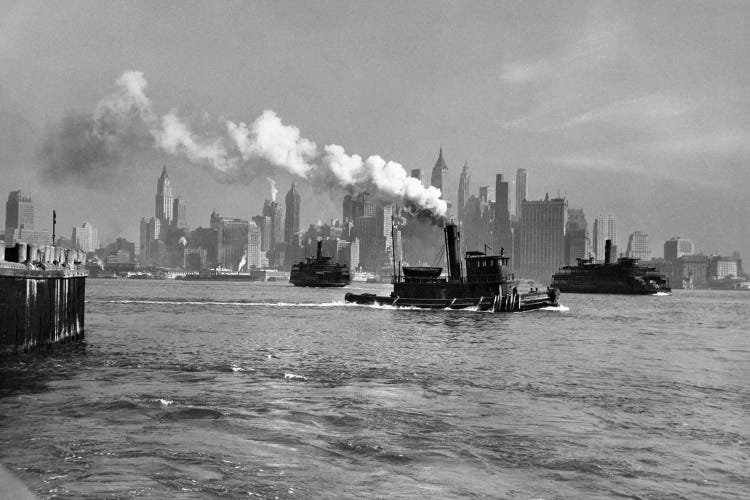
[1, 280, 748, 499]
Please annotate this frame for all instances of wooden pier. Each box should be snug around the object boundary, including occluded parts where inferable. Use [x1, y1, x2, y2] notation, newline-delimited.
[1, 243, 87, 356]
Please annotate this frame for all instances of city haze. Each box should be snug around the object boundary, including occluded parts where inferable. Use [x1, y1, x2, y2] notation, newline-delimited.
[1, 0, 749, 257]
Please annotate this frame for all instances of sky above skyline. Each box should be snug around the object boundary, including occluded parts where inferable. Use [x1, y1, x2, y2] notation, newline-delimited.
[1, 0, 749, 257]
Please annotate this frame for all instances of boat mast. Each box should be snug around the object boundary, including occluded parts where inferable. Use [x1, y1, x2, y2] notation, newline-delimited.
[391, 221, 397, 281]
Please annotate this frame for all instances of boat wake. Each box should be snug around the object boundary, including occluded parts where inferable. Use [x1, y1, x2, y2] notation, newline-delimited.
[653, 292, 671, 296]
[105, 299, 348, 307]
[540, 304, 570, 312]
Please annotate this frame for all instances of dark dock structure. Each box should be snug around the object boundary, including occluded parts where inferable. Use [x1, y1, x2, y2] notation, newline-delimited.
[1, 241, 87, 356]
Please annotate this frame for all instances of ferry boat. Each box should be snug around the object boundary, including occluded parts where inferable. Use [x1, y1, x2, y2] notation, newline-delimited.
[550, 240, 670, 294]
[180, 268, 258, 281]
[345, 223, 559, 312]
[289, 240, 351, 287]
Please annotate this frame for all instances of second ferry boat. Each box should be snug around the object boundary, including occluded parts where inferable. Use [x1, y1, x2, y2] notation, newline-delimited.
[289, 239, 351, 287]
[550, 240, 670, 294]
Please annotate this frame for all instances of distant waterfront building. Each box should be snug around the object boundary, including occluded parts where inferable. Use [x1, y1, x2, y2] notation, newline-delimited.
[4, 190, 50, 246]
[626, 231, 651, 261]
[493, 174, 513, 266]
[155, 166, 174, 224]
[457, 162, 471, 223]
[593, 215, 617, 261]
[430, 148, 450, 205]
[709, 256, 738, 280]
[664, 237, 694, 261]
[676, 255, 709, 288]
[564, 208, 590, 265]
[284, 183, 300, 244]
[105, 250, 132, 266]
[517, 194, 567, 283]
[211, 211, 249, 271]
[515, 168, 527, 221]
[71, 222, 99, 253]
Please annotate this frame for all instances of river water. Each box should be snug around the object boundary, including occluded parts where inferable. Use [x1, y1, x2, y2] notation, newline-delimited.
[0, 280, 747, 499]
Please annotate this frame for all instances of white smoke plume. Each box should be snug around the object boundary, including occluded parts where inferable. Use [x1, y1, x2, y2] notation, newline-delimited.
[267, 177, 278, 202]
[237, 252, 247, 273]
[40, 70, 448, 219]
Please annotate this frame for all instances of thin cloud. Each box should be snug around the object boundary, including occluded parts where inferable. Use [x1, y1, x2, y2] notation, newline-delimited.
[499, 25, 622, 85]
[652, 129, 750, 156]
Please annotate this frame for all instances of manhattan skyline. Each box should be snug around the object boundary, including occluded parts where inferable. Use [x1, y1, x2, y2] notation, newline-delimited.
[1, 1, 748, 258]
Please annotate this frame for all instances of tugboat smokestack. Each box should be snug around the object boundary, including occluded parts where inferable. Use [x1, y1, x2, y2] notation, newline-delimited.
[445, 224, 461, 281]
[605, 240, 612, 265]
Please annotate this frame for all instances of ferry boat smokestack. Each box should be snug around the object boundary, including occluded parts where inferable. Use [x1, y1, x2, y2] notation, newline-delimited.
[445, 224, 461, 281]
[605, 239, 612, 265]
[316, 239, 323, 260]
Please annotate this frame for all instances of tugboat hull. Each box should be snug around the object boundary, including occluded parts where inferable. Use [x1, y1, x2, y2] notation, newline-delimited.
[345, 288, 559, 312]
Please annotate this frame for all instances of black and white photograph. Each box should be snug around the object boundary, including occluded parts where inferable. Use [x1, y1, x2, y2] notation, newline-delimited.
[1, 1, 747, 498]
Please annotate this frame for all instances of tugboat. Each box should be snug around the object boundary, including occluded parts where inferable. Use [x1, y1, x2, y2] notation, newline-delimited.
[290, 239, 351, 287]
[345, 223, 559, 312]
[550, 240, 670, 294]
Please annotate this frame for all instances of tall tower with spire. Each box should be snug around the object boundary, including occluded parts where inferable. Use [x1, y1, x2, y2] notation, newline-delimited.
[457, 161, 471, 222]
[284, 182, 301, 244]
[155, 165, 173, 224]
[430, 148, 450, 203]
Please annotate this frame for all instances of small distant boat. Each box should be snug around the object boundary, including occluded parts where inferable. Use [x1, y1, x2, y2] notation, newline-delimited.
[550, 240, 670, 294]
[181, 269, 258, 281]
[289, 240, 351, 287]
[345, 223, 559, 312]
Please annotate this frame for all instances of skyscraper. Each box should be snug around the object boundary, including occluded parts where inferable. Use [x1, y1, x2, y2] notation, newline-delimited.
[457, 162, 471, 223]
[430, 148, 450, 204]
[4, 190, 50, 246]
[172, 197, 188, 230]
[593, 215, 617, 261]
[211, 211, 250, 271]
[155, 166, 173, 224]
[518, 194, 567, 283]
[262, 199, 285, 246]
[139, 217, 160, 261]
[626, 231, 651, 260]
[564, 208, 590, 265]
[284, 183, 300, 244]
[5, 190, 34, 232]
[515, 168, 527, 221]
[493, 174, 513, 264]
[252, 215, 272, 252]
[247, 221, 261, 269]
[664, 237, 694, 261]
[71, 222, 99, 253]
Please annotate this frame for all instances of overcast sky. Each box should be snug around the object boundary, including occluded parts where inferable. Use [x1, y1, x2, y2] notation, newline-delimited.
[1, 0, 748, 257]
